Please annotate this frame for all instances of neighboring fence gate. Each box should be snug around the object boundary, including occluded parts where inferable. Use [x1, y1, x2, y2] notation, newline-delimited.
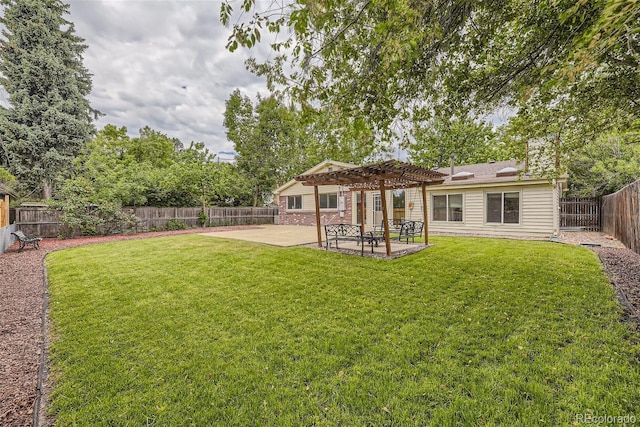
[560, 197, 601, 231]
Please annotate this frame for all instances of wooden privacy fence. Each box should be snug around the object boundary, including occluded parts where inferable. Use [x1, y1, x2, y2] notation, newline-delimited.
[134, 207, 278, 230]
[15, 206, 278, 238]
[602, 180, 640, 254]
[560, 197, 601, 231]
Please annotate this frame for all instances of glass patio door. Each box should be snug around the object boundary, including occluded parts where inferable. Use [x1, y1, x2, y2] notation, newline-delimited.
[372, 194, 383, 226]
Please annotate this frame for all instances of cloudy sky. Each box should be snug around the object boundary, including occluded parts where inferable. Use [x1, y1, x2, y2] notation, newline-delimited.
[63, 0, 271, 158]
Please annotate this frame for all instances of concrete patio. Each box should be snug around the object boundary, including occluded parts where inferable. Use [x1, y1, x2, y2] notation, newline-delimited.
[199, 225, 426, 257]
[200, 225, 318, 246]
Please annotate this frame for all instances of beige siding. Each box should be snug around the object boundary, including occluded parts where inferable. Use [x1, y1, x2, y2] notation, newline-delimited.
[521, 186, 555, 233]
[406, 183, 558, 238]
[278, 160, 560, 237]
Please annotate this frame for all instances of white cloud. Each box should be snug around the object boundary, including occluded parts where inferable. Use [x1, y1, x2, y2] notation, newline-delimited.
[66, 0, 271, 154]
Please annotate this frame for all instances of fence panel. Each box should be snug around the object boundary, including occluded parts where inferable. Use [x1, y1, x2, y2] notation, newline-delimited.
[602, 181, 640, 254]
[15, 206, 279, 238]
[15, 207, 62, 237]
[560, 197, 601, 231]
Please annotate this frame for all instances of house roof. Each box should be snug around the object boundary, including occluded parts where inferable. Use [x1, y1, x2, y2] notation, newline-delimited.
[435, 160, 568, 187]
[295, 160, 446, 190]
[274, 159, 357, 194]
[0, 184, 17, 197]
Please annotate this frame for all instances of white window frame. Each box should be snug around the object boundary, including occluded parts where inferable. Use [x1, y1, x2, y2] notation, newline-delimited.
[485, 191, 520, 224]
[432, 194, 463, 222]
[287, 195, 302, 210]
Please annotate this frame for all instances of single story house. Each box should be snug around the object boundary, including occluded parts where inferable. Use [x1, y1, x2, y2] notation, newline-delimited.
[274, 159, 568, 239]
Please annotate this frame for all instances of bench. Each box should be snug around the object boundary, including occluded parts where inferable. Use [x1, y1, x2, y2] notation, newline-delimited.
[12, 230, 43, 252]
[398, 221, 424, 244]
[324, 224, 376, 256]
[373, 219, 404, 237]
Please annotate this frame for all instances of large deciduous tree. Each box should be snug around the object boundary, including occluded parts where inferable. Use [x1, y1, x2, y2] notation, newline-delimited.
[223, 89, 303, 206]
[405, 114, 507, 169]
[72, 124, 252, 208]
[0, 0, 96, 198]
[221, 0, 639, 181]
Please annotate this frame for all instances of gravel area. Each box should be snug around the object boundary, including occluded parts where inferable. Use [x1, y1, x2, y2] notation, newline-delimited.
[0, 228, 638, 426]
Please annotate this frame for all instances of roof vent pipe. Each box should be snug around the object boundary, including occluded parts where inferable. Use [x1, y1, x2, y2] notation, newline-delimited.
[450, 154, 456, 176]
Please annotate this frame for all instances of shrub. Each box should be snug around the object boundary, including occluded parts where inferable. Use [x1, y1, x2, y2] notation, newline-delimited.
[49, 179, 143, 238]
[197, 209, 208, 227]
[165, 219, 187, 230]
[98, 203, 142, 235]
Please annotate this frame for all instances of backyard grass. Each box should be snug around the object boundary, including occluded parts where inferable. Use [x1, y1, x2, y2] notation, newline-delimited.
[46, 235, 640, 426]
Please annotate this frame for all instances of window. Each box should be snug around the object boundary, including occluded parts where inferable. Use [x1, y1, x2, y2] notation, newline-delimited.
[393, 190, 405, 225]
[393, 190, 405, 208]
[486, 192, 520, 224]
[433, 194, 463, 222]
[319, 193, 338, 209]
[287, 195, 302, 210]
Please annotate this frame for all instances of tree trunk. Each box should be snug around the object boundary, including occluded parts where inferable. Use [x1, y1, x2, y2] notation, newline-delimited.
[253, 184, 260, 207]
[41, 179, 53, 200]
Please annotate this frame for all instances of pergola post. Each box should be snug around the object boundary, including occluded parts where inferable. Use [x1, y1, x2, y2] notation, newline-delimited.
[421, 184, 429, 245]
[379, 179, 391, 256]
[314, 185, 322, 247]
[359, 190, 365, 234]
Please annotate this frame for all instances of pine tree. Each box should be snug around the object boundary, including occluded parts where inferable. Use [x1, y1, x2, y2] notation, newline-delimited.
[0, 0, 96, 198]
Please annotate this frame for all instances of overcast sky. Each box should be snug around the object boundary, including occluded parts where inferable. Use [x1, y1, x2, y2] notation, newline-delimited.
[62, 0, 271, 158]
[1, 1, 515, 161]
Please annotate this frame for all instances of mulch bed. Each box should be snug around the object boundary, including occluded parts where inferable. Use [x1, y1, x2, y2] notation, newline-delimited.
[1, 230, 639, 426]
[593, 247, 640, 328]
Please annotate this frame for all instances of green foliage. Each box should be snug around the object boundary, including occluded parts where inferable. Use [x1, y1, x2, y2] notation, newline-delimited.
[500, 85, 640, 192]
[223, 90, 382, 207]
[47, 236, 640, 425]
[298, 105, 382, 165]
[221, 0, 640, 180]
[48, 178, 102, 239]
[0, 0, 97, 198]
[49, 178, 142, 238]
[74, 125, 252, 208]
[224, 90, 303, 206]
[0, 167, 17, 187]
[197, 209, 207, 227]
[405, 114, 508, 169]
[164, 218, 187, 231]
[567, 128, 640, 196]
[96, 202, 142, 236]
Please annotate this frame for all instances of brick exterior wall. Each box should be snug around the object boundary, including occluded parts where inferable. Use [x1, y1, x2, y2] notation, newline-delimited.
[278, 192, 354, 226]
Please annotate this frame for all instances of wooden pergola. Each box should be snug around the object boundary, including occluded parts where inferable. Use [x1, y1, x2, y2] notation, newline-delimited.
[294, 160, 447, 256]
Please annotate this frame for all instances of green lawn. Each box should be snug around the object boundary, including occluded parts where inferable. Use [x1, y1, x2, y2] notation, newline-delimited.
[46, 235, 640, 426]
